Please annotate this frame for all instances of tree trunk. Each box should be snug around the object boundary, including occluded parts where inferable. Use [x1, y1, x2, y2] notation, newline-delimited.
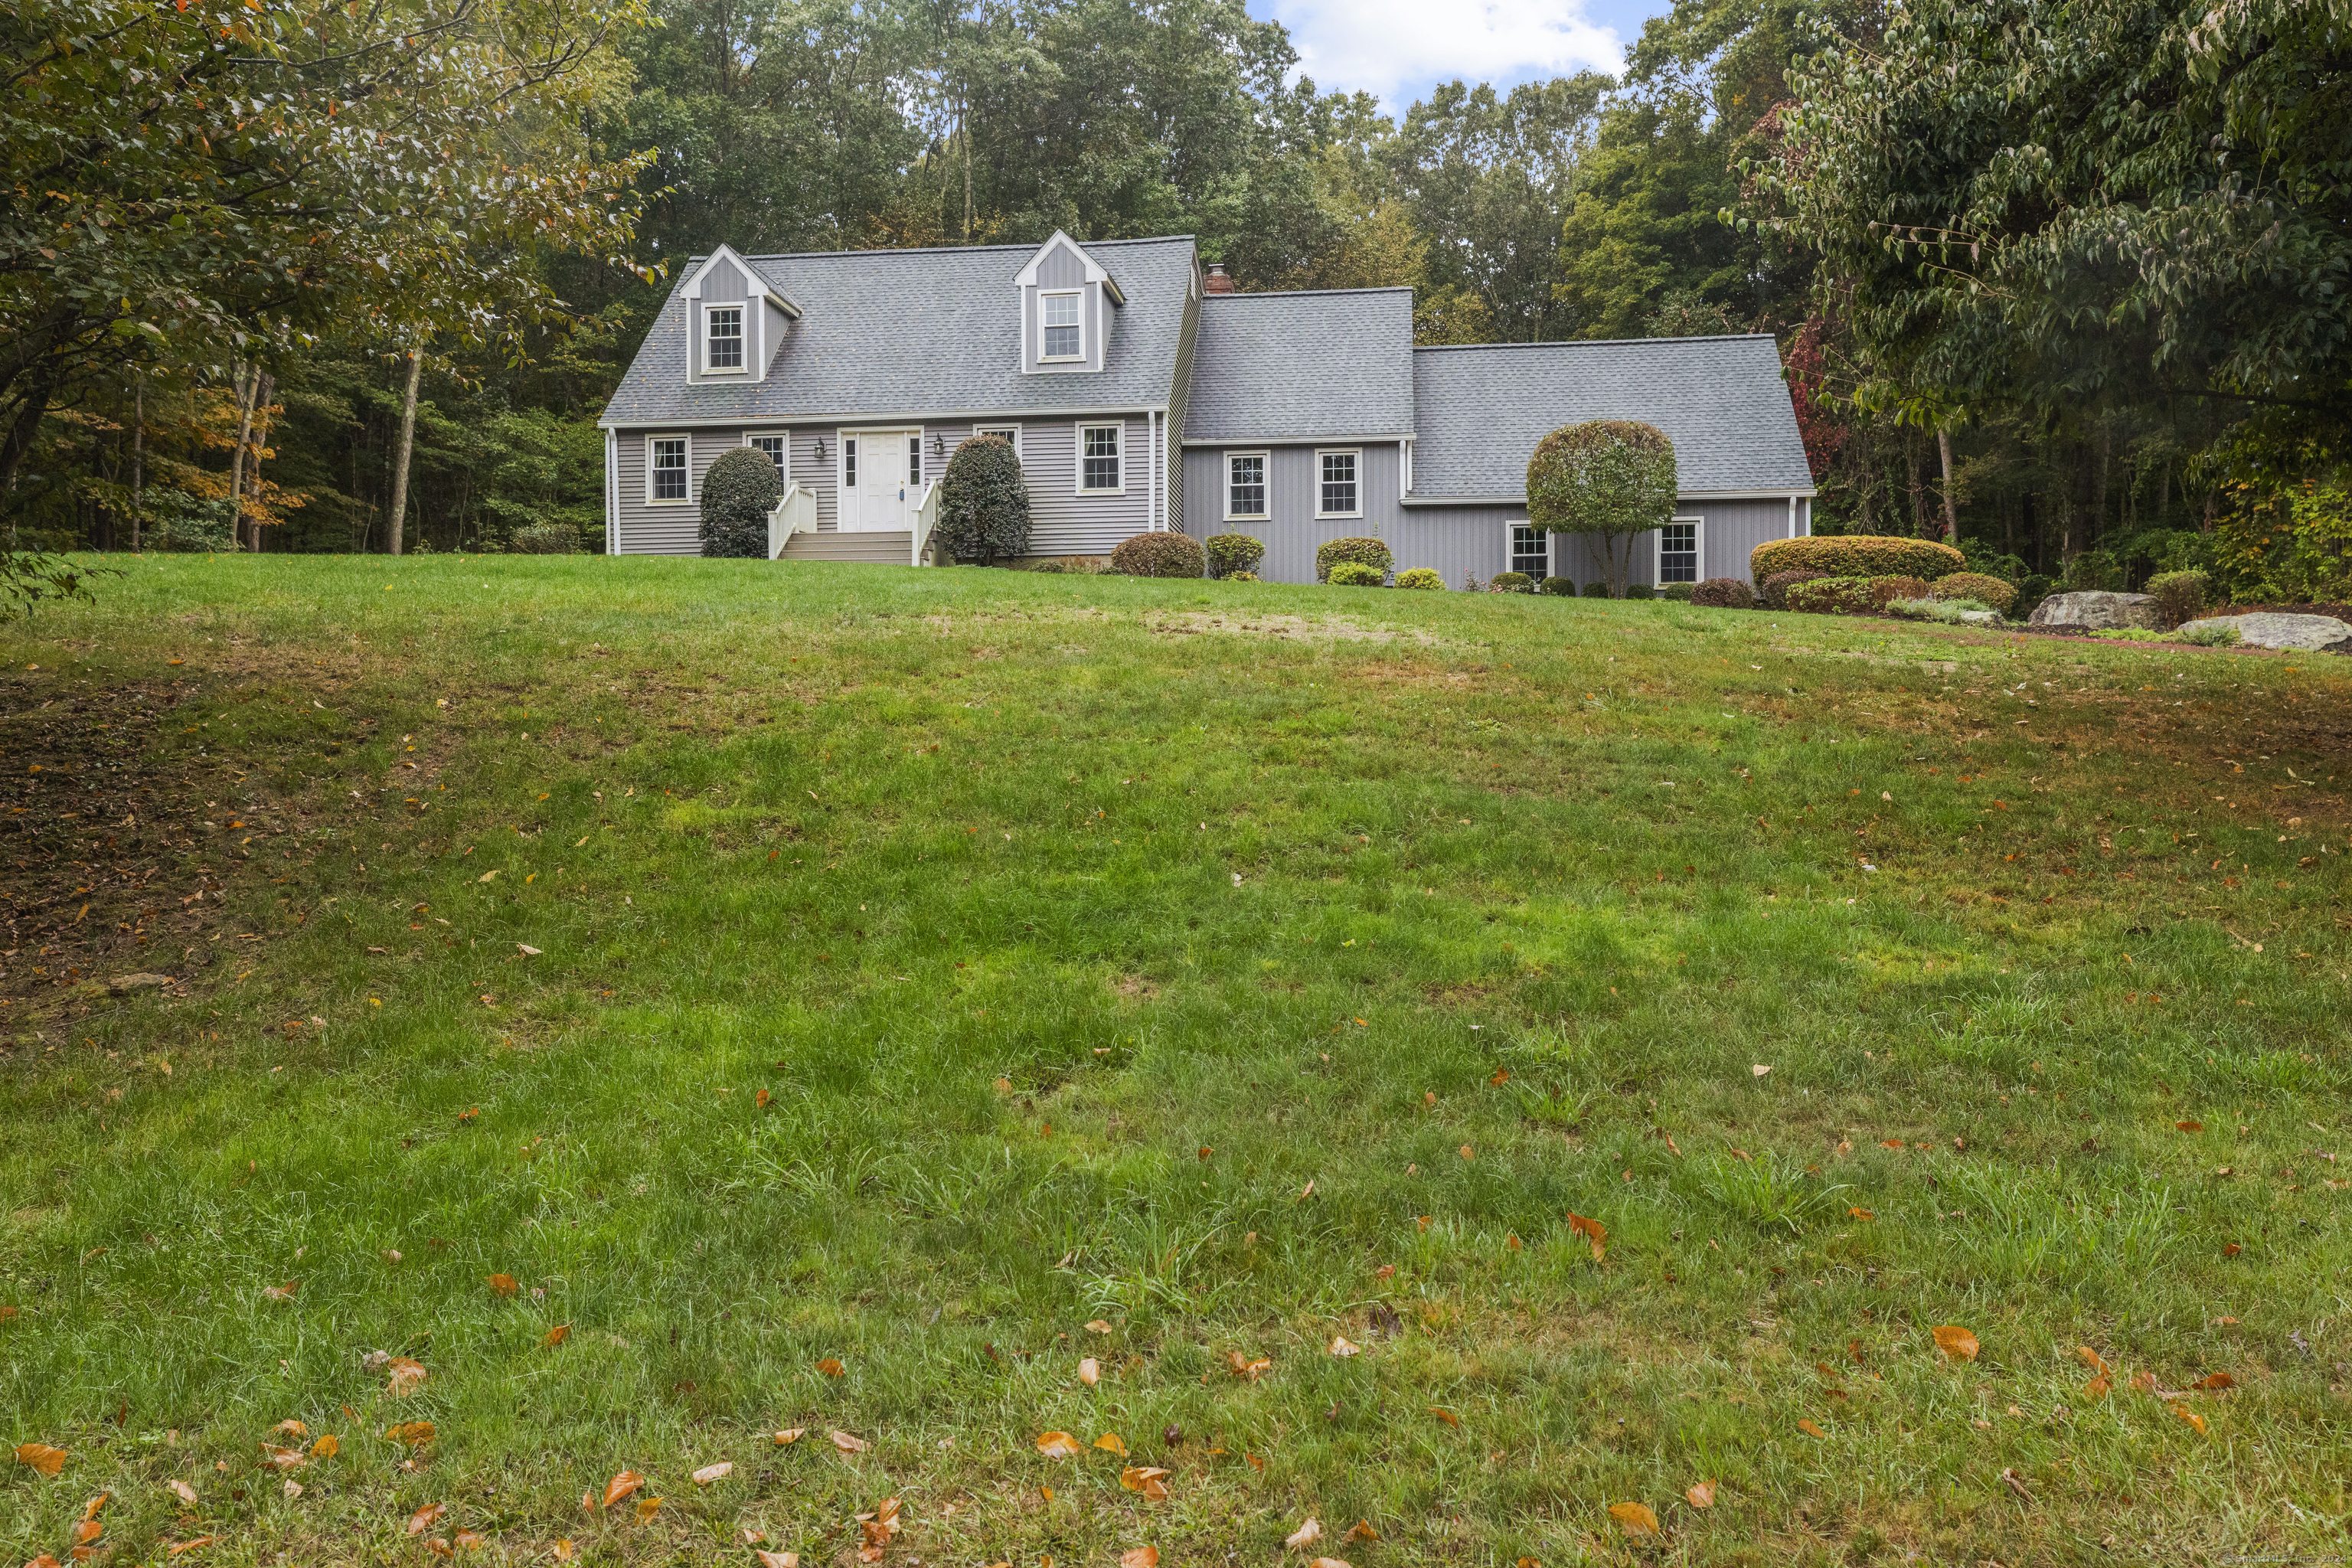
[1936, 427, 1958, 541]
[387, 347, 422, 555]
[247, 371, 275, 552]
[130, 374, 144, 551]
[229, 363, 258, 550]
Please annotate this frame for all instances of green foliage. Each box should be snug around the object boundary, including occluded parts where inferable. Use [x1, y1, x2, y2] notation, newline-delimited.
[1750, 0, 2352, 466]
[1526, 420, 1677, 596]
[2143, 570, 2210, 628]
[509, 523, 584, 556]
[1225, 570, 1259, 582]
[1888, 596, 1996, 624]
[0, 550, 101, 620]
[697, 446, 782, 560]
[147, 491, 239, 553]
[1932, 572, 2019, 616]
[937, 436, 1032, 566]
[1204, 532, 1268, 580]
[1581, 580, 1613, 598]
[1486, 570, 1534, 593]
[1542, 575, 1579, 596]
[1660, 580, 1694, 601]
[2209, 482, 2352, 605]
[1760, 569, 1825, 610]
[1314, 536, 1393, 583]
[2174, 619, 2242, 647]
[1328, 560, 1386, 586]
[1751, 536, 1967, 583]
[1622, 581, 1655, 599]
[1395, 567, 1446, 590]
[1689, 577, 1755, 609]
[1785, 575, 1880, 615]
[1109, 531, 1206, 579]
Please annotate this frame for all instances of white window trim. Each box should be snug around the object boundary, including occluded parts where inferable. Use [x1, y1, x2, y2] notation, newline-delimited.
[1315, 447, 1364, 520]
[1656, 514, 1704, 585]
[702, 302, 746, 375]
[1039, 288, 1086, 363]
[743, 430, 788, 469]
[646, 433, 691, 506]
[1076, 422, 1125, 495]
[1223, 449, 1270, 521]
[834, 426, 924, 507]
[972, 424, 1023, 456]
[1505, 518, 1550, 579]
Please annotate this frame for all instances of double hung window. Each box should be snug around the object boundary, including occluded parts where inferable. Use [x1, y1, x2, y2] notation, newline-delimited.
[1659, 520, 1700, 583]
[747, 435, 786, 478]
[1227, 453, 1267, 518]
[1040, 291, 1083, 359]
[1510, 523, 1550, 578]
[1079, 424, 1122, 492]
[1317, 450, 1360, 518]
[650, 436, 688, 502]
[705, 306, 743, 371]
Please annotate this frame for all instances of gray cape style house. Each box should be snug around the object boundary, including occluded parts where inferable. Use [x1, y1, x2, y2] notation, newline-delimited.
[597, 231, 1815, 586]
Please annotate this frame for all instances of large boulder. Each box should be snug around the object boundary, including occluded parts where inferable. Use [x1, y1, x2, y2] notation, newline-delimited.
[2028, 590, 2161, 630]
[2178, 612, 2352, 653]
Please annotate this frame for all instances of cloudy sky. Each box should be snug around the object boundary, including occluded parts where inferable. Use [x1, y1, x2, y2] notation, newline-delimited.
[1249, 0, 1664, 112]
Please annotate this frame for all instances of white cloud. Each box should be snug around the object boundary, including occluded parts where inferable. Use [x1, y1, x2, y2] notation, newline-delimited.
[1266, 0, 1627, 109]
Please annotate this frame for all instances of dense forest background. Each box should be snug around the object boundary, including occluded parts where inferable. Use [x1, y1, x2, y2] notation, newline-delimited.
[14, 0, 2347, 604]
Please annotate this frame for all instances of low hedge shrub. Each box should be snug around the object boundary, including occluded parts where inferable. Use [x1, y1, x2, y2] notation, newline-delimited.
[1622, 582, 1655, 600]
[1867, 574, 1931, 609]
[1785, 575, 1879, 615]
[1540, 576, 1576, 596]
[1395, 567, 1445, 590]
[1225, 570, 1259, 583]
[1328, 560, 1386, 586]
[511, 523, 582, 555]
[1660, 582, 1694, 601]
[697, 446, 783, 558]
[2174, 619, 2240, 647]
[1488, 570, 1534, 593]
[1930, 571, 2017, 616]
[1689, 577, 1756, 609]
[1315, 535, 1393, 583]
[2145, 570, 2210, 628]
[1108, 531, 1206, 578]
[1760, 569, 1825, 609]
[1204, 532, 1266, 580]
[1580, 580, 1612, 598]
[1751, 534, 1968, 583]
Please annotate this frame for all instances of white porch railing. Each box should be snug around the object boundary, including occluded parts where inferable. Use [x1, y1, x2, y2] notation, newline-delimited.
[767, 481, 818, 559]
[910, 480, 940, 567]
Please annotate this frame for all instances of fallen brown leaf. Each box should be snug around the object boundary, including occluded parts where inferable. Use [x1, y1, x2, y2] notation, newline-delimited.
[553, 1540, 574, 1563]
[1344, 1520, 1378, 1543]
[817, 1357, 846, 1377]
[1079, 1357, 1101, 1387]
[1285, 1517, 1323, 1550]
[487, 1274, 519, 1297]
[2194, 1372, 2236, 1391]
[406, 1502, 447, 1535]
[601, 1472, 645, 1509]
[828, 1430, 867, 1453]
[454, 1529, 486, 1550]
[258, 1444, 305, 1471]
[167, 1539, 216, 1557]
[773, 1429, 805, 1446]
[1036, 1432, 1080, 1459]
[542, 1325, 570, 1348]
[1094, 1432, 1127, 1456]
[1686, 1479, 1716, 1508]
[1427, 1406, 1460, 1428]
[384, 1422, 436, 1448]
[1085, 1319, 1114, 1334]
[272, 1420, 308, 1439]
[1227, 1351, 1271, 1380]
[691, 1462, 733, 1486]
[310, 1435, 339, 1459]
[1119, 1550, 1159, 1568]
[1798, 1419, 1827, 1437]
[1566, 1213, 1607, 1261]
[2171, 1403, 2207, 1433]
[1609, 1501, 1660, 1535]
[1931, 1325, 1979, 1361]
[1120, 1465, 1170, 1501]
[386, 1357, 428, 1397]
[15, 1442, 67, 1476]
[753, 1552, 800, 1568]
[635, 1495, 662, 1521]
[2074, 1347, 2108, 1376]
[262, 1282, 299, 1302]
[165, 1478, 198, 1507]
[1329, 1334, 1361, 1357]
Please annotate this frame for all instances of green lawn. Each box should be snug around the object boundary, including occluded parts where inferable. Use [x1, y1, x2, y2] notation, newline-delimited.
[4, 555, 2347, 1568]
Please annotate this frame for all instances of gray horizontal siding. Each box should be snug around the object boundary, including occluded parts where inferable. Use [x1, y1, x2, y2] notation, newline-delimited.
[1181, 441, 1403, 583]
[611, 418, 1153, 557]
[1387, 495, 1810, 590]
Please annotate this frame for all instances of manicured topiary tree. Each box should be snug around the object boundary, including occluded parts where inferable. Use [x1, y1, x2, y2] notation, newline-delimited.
[1204, 533, 1266, 579]
[936, 434, 1031, 565]
[699, 446, 782, 558]
[1526, 420, 1677, 599]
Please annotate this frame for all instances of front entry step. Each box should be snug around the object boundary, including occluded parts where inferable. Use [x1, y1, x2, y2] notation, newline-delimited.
[780, 530, 913, 564]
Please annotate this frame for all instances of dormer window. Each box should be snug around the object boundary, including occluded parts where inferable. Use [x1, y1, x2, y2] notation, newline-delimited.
[705, 305, 743, 372]
[1040, 290, 1082, 360]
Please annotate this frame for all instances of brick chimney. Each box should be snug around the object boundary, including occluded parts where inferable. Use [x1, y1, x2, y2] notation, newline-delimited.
[1204, 262, 1234, 294]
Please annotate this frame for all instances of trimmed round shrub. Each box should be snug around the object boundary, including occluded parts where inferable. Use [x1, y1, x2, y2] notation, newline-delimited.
[1487, 570, 1534, 593]
[936, 434, 1032, 565]
[511, 522, 581, 555]
[698, 446, 782, 558]
[1526, 420, 1677, 598]
[1315, 535, 1393, 583]
[2143, 569, 2209, 628]
[1785, 575, 1879, 615]
[1931, 571, 2018, 616]
[1622, 582, 1655, 600]
[1661, 581, 1694, 601]
[1760, 569, 1826, 609]
[1689, 577, 1757, 609]
[1395, 567, 1445, 590]
[1109, 531, 1206, 577]
[1328, 561, 1386, 586]
[1867, 574, 1932, 609]
[1580, 580, 1612, 599]
[1204, 532, 1267, 580]
[1750, 534, 1967, 583]
[1540, 576, 1576, 596]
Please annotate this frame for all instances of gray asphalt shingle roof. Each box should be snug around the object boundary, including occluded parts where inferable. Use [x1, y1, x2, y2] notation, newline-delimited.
[599, 235, 1197, 426]
[1409, 335, 1814, 498]
[1181, 288, 1415, 443]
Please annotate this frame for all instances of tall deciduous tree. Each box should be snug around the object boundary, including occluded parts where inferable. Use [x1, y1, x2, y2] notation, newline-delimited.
[0, 0, 653, 527]
[1746, 0, 2352, 474]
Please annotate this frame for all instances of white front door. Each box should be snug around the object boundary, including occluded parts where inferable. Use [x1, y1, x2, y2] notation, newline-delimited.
[840, 429, 920, 531]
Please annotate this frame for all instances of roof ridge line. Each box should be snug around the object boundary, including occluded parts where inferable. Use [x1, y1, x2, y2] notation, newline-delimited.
[682, 234, 1198, 266]
[1204, 286, 1416, 300]
[1415, 333, 1779, 351]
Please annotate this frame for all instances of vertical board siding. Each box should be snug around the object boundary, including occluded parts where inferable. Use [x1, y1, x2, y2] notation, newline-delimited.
[1182, 443, 1403, 581]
